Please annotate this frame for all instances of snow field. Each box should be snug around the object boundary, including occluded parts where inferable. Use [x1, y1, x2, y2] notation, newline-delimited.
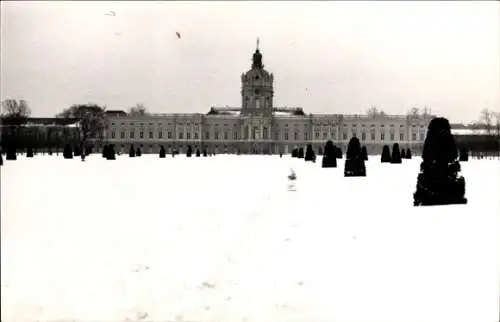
[1, 155, 499, 322]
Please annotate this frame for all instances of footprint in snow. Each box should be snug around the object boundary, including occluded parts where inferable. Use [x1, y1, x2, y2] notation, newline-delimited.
[132, 264, 150, 273]
[201, 281, 216, 289]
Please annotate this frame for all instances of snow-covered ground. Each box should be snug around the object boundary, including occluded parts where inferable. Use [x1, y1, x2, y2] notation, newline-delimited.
[1, 154, 499, 322]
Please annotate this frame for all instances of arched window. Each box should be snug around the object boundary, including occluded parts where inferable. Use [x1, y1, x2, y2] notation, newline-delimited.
[252, 127, 258, 139]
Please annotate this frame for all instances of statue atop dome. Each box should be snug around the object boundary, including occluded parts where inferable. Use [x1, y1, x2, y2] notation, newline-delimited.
[252, 38, 263, 69]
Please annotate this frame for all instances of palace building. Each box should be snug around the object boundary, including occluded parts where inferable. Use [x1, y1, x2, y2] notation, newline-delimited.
[105, 43, 433, 155]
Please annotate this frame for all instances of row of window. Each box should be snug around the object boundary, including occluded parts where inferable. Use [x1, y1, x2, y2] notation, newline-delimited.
[109, 130, 425, 141]
[110, 122, 425, 129]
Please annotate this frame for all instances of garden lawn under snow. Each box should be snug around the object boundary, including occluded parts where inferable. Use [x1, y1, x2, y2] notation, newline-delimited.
[1, 154, 499, 322]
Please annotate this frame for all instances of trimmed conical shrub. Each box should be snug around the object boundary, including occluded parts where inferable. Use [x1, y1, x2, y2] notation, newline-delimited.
[381, 145, 391, 163]
[391, 143, 402, 164]
[335, 146, 343, 159]
[73, 145, 81, 157]
[136, 148, 142, 157]
[129, 145, 135, 157]
[106, 144, 116, 160]
[27, 146, 34, 158]
[63, 144, 73, 159]
[196, 149, 201, 157]
[5, 146, 16, 160]
[413, 117, 467, 206]
[159, 145, 166, 158]
[298, 147, 304, 159]
[361, 146, 368, 161]
[203, 149, 208, 157]
[304, 144, 316, 162]
[322, 140, 337, 168]
[459, 148, 468, 162]
[401, 149, 407, 159]
[406, 148, 412, 159]
[291, 148, 298, 158]
[344, 137, 366, 177]
[186, 145, 193, 157]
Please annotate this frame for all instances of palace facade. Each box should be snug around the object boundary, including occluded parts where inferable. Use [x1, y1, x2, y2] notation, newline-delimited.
[103, 45, 434, 155]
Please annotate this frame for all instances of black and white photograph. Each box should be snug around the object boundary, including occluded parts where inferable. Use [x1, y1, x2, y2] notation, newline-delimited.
[1, 1, 499, 321]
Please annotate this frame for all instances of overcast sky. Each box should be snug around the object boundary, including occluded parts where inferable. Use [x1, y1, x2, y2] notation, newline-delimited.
[1, 1, 498, 123]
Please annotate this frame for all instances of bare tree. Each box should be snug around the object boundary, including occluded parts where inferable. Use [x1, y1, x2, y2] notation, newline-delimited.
[79, 109, 107, 160]
[56, 103, 103, 119]
[480, 108, 493, 134]
[56, 103, 107, 160]
[128, 103, 148, 116]
[1, 99, 31, 120]
[1, 99, 32, 150]
[493, 111, 500, 157]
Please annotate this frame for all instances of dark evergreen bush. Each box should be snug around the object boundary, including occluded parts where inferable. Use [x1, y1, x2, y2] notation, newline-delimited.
[401, 149, 407, 159]
[344, 137, 366, 177]
[196, 149, 201, 157]
[413, 117, 467, 206]
[106, 144, 116, 160]
[361, 146, 368, 161]
[291, 148, 298, 158]
[186, 145, 193, 157]
[280, 153, 283, 158]
[129, 145, 135, 157]
[391, 143, 402, 164]
[102, 145, 108, 158]
[381, 145, 391, 163]
[0, 153, 3, 166]
[27, 146, 34, 158]
[80, 146, 86, 161]
[322, 140, 337, 168]
[6, 146, 16, 160]
[73, 145, 81, 157]
[334, 146, 343, 159]
[136, 148, 142, 157]
[406, 148, 412, 159]
[459, 148, 468, 162]
[63, 144, 73, 159]
[298, 147, 304, 159]
[203, 149, 208, 157]
[159, 145, 166, 158]
[304, 144, 316, 162]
